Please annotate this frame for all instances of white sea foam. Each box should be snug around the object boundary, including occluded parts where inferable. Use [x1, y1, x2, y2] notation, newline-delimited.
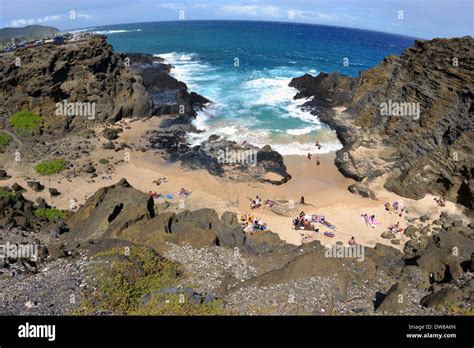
[286, 125, 321, 136]
[157, 52, 341, 155]
[93, 29, 142, 35]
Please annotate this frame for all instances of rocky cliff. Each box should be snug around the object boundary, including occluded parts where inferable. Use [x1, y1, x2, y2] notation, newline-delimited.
[0, 36, 155, 138]
[290, 37, 474, 210]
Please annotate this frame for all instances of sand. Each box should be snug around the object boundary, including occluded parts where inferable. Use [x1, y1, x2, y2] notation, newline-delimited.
[1, 117, 470, 251]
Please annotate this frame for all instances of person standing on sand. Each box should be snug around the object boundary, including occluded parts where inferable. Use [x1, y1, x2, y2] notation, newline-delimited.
[315, 156, 320, 166]
[307, 153, 312, 161]
[349, 237, 356, 245]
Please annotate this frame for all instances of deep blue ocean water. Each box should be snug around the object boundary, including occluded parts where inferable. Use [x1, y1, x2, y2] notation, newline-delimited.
[81, 21, 415, 154]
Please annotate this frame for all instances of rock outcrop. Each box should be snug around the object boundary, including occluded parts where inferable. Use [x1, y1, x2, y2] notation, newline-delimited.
[0, 35, 153, 138]
[290, 37, 474, 210]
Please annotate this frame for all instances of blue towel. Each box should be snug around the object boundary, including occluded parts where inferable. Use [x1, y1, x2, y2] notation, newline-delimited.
[166, 194, 174, 199]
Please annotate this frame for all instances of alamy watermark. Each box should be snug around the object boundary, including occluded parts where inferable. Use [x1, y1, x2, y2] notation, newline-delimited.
[380, 99, 420, 120]
[217, 147, 258, 167]
[55, 100, 96, 120]
[325, 244, 365, 262]
[0, 242, 38, 262]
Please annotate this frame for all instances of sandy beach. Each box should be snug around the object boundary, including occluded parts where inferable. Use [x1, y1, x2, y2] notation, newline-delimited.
[1, 116, 469, 251]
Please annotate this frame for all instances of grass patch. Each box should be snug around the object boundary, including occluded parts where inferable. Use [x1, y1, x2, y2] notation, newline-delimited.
[99, 158, 109, 165]
[132, 294, 226, 316]
[34, 159, 67, 175]
[9, 110, 43, 133]
[0, 187, 16, 201]
[34, 208, 67, 221]
[74, 246, 226, 315]
[0, 133, 13, 152]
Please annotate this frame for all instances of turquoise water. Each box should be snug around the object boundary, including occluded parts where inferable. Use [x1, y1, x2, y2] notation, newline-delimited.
[85, 21, 414, 154]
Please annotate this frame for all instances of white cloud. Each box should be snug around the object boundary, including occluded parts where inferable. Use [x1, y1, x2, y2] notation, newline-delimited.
[220, 4, 281, 17]
[292, 10, 334, 22]
[157, 2, 212, 10]
[10, 12, 91, 27]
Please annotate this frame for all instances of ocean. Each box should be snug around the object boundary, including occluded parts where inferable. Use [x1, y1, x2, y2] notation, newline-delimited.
[84, 20, 415, 155]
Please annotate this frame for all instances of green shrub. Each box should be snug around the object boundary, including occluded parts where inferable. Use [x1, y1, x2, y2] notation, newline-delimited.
[34, 208, 67, 221]
[34, 159, 67, 175]
[74, 246, 225, 315]
[9, 110, 43, 132]
[0, 133, 13, 152]
[0, 187, 16, 201]
[132, 294, 226, 316]
[99, 158, 109, 165]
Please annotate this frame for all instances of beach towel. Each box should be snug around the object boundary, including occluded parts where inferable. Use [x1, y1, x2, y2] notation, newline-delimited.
[367, 216, 380, 225]
[166, 194, 174, 199]
[322, 221, 336, 230]
[318, 221, 336, 230]
[324, 231, 335, 237]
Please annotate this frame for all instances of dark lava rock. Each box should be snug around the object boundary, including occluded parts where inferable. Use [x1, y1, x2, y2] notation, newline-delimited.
[48, 188, 61, 197]
[27, 181, 44, 192]
[84, 165, 96, 174]
[290, 37, 474, 210]
[102, 141, 115, 150]
[102, 128, 121, 140]
[348, 182, 377, 200]
[11, 183, 24, 192]
[420, 287, 466, 308]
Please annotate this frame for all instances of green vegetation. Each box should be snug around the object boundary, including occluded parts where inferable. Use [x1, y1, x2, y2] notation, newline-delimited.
[443, 303, 474, 315]
[9, 110, 43, 133]
[132, 294, 226, 316]
[34, 208, 67, 221]
[34, 159, 67, 175]
[0, 187, 16, 201]
[99, 158, 109, 165]
[74, 246, 226, 315]
[0, 132, 13, 152]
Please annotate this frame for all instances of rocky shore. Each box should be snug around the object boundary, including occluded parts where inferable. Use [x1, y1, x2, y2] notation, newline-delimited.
[0, 34, 472, 316]
[290, 37, 474, 212]
[0, 179, 472, 315]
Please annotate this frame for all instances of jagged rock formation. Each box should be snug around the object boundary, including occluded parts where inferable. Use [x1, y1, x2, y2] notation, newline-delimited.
[290, 37, 474, 210]
[125, 53, 209, 117]
[0, 35, 153, 138]
[1, 179, 472, 315]
[147, 130, 291, 184]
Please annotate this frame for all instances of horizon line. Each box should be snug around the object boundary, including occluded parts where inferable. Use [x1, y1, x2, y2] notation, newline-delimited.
[59, 19, 428, 40]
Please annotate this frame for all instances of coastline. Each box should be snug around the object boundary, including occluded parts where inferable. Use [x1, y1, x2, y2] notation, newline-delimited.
[2, 116, 469, 250]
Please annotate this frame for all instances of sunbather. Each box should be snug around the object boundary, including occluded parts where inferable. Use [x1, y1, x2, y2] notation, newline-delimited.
[349, 237, 356, 245]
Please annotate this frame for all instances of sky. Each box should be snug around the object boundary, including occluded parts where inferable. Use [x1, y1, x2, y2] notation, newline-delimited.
[0, 0, 473, 39]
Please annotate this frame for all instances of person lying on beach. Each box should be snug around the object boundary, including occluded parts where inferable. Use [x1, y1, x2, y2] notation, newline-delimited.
[153, 177, 168, 185]
[361, 213, 378, 228]
[348, 237, 356, 245]
[178, 188, 191, 198]
[388, 221, 403, 233]
[250, 199, 257, 210]
[255, 196, 261, 207]
[307, 153, 312, 161]
[265, 199, 274, 208]
[434, 197, 446, 207]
